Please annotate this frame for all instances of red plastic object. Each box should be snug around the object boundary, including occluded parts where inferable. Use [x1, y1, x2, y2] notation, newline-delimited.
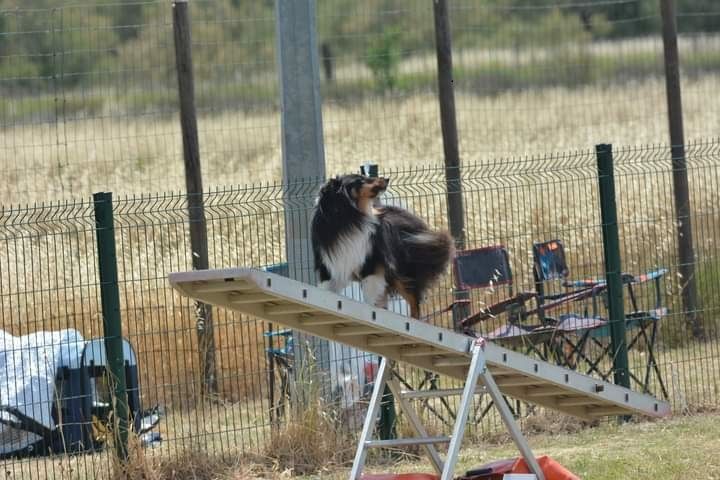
[511, 455, 580, 480]
[364, 360, 379, 383]
[361, 474, 439, 480]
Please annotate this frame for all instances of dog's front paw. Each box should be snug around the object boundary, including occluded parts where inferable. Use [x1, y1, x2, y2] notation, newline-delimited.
[319, 279, 344, 294]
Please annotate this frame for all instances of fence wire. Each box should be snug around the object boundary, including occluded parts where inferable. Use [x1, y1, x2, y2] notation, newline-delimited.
[2, 0, 720, 477]
[1, 140, 720, 477]
[1, 1, 719, 203]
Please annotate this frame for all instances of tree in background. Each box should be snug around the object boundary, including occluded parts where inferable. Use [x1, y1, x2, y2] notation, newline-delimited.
[0, 1, 119, 90]
[366, 27, 402, 91]
[1, 0, 719, 96]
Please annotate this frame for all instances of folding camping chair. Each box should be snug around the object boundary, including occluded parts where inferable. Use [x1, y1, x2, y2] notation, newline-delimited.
[531, 239, 669, 399]
[533, 239, 571, 323]
[447, 245, 574, 367]
[264, 327, 294, 423]
[441, 246, 554, 420]
[528, 239, 607, 368]
[451, 246, 537, 331]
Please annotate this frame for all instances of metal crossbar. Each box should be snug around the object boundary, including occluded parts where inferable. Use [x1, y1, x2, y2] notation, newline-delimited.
[354, 341, 546, 480]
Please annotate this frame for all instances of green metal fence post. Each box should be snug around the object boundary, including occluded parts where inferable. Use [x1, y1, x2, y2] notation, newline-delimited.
[360, 164, 397, 441]
[595, 145, 630, 390]
[93, 191, 129, 462]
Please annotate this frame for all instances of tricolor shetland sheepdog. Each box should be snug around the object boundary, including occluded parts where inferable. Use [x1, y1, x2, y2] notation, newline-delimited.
[311, 174, 454, 319]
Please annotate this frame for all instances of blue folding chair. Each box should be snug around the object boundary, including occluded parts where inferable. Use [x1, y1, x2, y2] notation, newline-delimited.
[531, 239, 669, 399]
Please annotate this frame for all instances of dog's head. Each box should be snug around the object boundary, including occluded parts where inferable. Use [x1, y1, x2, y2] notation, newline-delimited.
[317, 174, 389, 215]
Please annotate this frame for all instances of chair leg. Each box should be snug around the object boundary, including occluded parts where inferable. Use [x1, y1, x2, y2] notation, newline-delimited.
[628, 319, 668, 399]
[475, 397, 495, 420]
[630, 321, 653, 393]
[559, 332, 590, 369]
[474, 394, 519, 421]
[533, 330, 597, 374]
[628, 370, 646, 391]
[527, 343, 547, 361]
[429, 373, 458, 421]
[417, 371, 455, 424]
[584, 338, 613, 379]
[645, 321, 669, 399]
[398, 370, 454, 428]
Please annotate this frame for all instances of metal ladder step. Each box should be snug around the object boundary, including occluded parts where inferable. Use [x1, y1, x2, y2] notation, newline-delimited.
[365, 436, 451, 448]
[400, 387, 487, 399]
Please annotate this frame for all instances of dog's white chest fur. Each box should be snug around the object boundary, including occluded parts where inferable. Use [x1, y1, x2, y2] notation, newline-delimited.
[320, 221, 375, 290]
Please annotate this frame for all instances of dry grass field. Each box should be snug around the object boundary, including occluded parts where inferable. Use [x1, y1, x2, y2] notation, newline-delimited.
[3, 404, 720, 480]
[3, 74, 720, 403]
[3, 74, 719, 203]
[1, 72, 720, 478]
[325, 412, 720, 480]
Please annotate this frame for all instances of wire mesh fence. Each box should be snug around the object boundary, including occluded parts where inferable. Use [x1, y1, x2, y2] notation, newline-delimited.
[2, 0, 720, 477]
[445, 1, 720, 156]
[1, 1, 719, 203]
[1, 139, 720, 477]
[0, 0, 281, 202]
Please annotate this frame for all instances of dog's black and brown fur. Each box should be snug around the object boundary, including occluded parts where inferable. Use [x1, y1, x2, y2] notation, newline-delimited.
[311, 174, 454, 319]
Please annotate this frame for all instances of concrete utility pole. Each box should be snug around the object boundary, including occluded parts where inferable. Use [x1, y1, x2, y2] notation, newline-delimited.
[275, 0, 330, 371]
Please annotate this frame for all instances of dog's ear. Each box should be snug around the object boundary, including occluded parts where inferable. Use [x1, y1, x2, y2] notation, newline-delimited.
[320, 177, 341, 195]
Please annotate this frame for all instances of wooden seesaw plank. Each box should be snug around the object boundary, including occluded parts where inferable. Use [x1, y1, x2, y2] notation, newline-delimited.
[169, 267, 671, 421]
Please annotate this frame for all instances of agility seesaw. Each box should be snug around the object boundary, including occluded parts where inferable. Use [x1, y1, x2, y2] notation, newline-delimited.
[168, 268, 670, 480]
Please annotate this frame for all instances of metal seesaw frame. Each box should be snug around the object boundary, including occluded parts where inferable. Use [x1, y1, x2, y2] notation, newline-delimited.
[168, 268, 671, 480]
[351, 339, 544, 480]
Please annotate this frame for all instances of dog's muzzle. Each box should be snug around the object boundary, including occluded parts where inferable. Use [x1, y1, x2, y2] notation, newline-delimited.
[372, 177, 389, 194]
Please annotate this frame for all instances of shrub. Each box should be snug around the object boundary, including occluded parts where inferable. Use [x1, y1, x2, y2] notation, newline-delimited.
[366, 28, 402, 92]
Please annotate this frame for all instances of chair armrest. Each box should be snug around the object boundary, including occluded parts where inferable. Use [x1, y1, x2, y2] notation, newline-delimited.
[630, 268, 668, 284]
[460, 291, 536, 328]
[629, 267, 668, 310]
[527, 284, 606, 317]
[562, 278, 602, 289]
[0, 405, 54, 440]
[420, 299, 471, 323]
[562, 272, 636, 289]
[263, 329, 293, 338]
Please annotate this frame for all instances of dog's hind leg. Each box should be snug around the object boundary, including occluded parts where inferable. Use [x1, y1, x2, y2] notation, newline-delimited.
[392, 281, 420, 319]
[405, 293, 420, 320]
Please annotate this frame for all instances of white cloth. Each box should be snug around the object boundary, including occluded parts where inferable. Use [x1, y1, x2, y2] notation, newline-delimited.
[0, 329, 85, 454]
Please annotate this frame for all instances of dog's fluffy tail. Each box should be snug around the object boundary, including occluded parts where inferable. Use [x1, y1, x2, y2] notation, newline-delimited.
[405, 230, 455, 284]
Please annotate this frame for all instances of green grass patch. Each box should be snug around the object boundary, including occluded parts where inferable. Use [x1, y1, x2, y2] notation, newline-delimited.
[326, 414, 720, 480]
[3, 44, 719, 125]
[696, 255, 720, 337]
